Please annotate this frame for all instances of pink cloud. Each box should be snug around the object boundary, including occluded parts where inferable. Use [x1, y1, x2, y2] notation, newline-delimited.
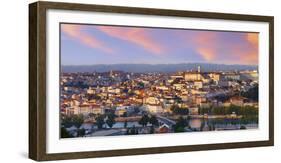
[233, 33, 258, 65]
[181, 31, 258, 65]
[96, 26, 165, 55]
[193, 32, 219, 61]
[234, 46, 258, 65]
[61, 24, 113, 54]
[246, 33, 259, 47]
[197, 47, 216, 61]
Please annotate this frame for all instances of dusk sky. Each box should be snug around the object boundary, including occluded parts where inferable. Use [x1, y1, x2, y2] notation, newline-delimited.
[61, 23, 259, 65]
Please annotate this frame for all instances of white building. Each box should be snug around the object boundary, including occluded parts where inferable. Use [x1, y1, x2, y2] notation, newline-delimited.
[115, 108, 126, 116]
[72, 104, 104, 115]
[146, 104, 164, 114]
[218, 80, 232, 87]
[91, 105, 104, 115]
[194, 80, 203, 89]
[188, 107, 199, 115]
[144, 96, 160, 105]
[87, 88, 95, 94]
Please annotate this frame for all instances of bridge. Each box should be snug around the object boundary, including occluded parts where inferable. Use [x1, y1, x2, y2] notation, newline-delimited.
[156, 115, 176, 128]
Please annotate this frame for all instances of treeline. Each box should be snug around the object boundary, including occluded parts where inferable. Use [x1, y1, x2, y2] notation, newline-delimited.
[125, 114, 159, 135]
[241, 84, 258, 102]
[198, 105, 258, 116]
[61, 112, 116, 138]
[173, 116, 189, 132]
[61, 114, 84, 128]
[170, 105, 189, 115]
[138, 114, 159, 127]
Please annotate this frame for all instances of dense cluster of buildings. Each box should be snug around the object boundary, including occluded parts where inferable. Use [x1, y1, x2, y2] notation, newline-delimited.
[61, 66, 258, 118]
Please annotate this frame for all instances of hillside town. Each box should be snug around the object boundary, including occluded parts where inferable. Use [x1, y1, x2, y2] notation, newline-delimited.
[60, 66, 259, 138]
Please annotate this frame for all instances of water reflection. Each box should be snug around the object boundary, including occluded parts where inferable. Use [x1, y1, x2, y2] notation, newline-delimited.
[188, 118, 258, 131]
[189, 119, 201, 128]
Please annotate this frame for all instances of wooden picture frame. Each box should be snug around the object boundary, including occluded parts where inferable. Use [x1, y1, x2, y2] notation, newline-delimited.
[29, 1, 274, 161]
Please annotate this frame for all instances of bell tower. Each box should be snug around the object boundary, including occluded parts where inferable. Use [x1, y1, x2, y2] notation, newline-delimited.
[197, 66, 201, 80]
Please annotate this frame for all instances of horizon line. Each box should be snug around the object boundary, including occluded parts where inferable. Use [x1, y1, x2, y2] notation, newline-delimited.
[61, 62, 258, 67]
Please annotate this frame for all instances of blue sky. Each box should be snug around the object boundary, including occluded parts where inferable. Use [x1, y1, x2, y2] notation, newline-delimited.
[61, 24, 258, 65]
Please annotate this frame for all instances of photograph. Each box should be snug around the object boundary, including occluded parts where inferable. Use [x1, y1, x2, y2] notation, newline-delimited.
[27, 1, 274, 160]
[59, 23, 259, 138]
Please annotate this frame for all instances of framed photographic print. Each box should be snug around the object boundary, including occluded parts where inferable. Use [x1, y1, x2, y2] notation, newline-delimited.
[29, 1, 274, 161]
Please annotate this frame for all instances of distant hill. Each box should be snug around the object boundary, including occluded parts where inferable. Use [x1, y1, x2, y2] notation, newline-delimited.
[62, 63, 258, 73]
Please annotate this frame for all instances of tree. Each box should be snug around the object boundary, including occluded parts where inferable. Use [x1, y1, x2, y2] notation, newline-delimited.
[106, 113, 116, 128]
[88, 113, 95, 118]
[171, 105, 189, 115]
[126, 125, 138, 135]
[122, 112, 128, 117]
[150, 126, 155, 134]
[228, 104, 241, 115]
[124, 120, 128, 128]
[149, 115, 159, 126]
[199, 107, 211, 115]
[61, 127, 72, 138]
[211, 106, 226, 115]
[200, 119, 206, 131]
[78, 128, 85, 137]
[241, 84, 258, 101]
[173, 116, 188, 133]
[61, 114, 84, 128]
[72, 114, 84, 128]
[240, 125, 247, 129]
[139, 114, 150, 127]
[95, 114, 105, 129]
[243, 105, 258, 116]
[138, 82, 145, 88]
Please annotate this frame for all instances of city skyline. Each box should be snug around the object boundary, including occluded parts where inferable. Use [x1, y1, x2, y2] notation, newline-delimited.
[60, 24, 259, 138]
[61, 24, 259, 66]
[60, 67, 259, 138]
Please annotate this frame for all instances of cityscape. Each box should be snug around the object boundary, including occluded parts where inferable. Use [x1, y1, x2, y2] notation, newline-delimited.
[60, 24, 259, 138]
